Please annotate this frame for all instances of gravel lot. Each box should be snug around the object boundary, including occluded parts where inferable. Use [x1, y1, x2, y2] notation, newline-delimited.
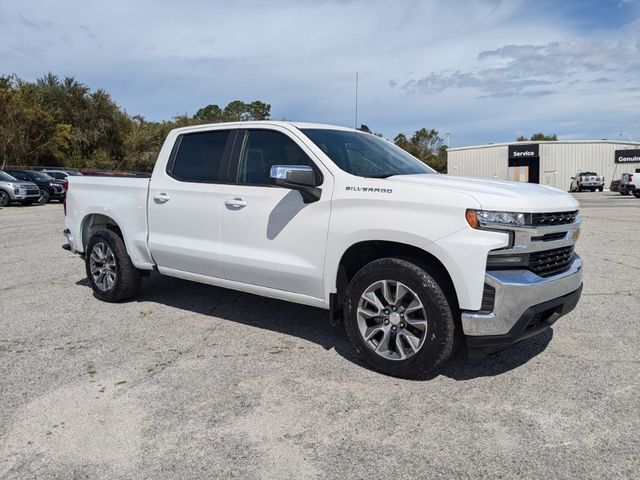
[1, 193, 638, 479]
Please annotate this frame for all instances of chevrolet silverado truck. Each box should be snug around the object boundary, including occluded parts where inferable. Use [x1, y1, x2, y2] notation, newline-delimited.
[63, 121, 583, 378]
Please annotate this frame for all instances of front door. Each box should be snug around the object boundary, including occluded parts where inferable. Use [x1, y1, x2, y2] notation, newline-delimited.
[220, 128, 333, 299]
[147, 128, 234, 278]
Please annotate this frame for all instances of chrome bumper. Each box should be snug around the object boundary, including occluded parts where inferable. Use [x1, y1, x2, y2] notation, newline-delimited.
[63, 228, 78, 254]
[462, 253, 583, 336]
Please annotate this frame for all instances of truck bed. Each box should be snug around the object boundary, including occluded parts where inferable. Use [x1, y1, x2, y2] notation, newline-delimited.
[65, 176, 154, 269]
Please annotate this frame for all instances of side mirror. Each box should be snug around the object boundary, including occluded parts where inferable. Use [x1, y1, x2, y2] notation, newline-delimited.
[570, 177, 575, 180]
[270, 165, 321, 203]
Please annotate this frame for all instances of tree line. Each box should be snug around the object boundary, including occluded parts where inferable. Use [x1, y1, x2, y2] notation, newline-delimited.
[0, 73, 448, 173]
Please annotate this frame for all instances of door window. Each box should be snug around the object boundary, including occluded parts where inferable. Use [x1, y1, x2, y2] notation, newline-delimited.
[169, 130, 231, 182]
[237, 130, 319, 185]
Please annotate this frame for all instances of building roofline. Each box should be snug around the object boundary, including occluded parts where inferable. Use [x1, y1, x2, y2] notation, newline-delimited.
[448, 140, 640, 151]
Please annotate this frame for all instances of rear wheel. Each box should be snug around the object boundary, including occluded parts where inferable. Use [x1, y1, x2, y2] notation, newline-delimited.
[0, 190, 9, 207]
[344, 258, 456, 379]
[634, 190, 640, 198]
[85, 229, 142, 302]
[598, 187, 603, 192]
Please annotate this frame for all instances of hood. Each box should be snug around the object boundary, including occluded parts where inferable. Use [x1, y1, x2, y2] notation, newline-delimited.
[387, 174, 579, 213]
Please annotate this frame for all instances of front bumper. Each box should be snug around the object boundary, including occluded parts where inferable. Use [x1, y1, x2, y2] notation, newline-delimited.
[9, 189, 40, 201]
[462, 253, 583, 357]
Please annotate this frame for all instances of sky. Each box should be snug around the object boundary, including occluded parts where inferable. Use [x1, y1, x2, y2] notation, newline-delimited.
[1, 0, 639, 146]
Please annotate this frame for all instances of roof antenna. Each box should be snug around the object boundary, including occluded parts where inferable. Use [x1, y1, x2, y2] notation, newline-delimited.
[355, 71, 358, 131]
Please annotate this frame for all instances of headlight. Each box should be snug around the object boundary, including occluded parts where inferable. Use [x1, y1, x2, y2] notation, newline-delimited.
[466, 209, 531, 229]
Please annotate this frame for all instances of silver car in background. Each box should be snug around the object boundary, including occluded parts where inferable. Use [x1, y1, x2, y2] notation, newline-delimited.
[0, 170, 41, 207]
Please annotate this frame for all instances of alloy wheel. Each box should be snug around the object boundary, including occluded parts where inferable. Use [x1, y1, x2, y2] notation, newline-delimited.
[356, 279, 428, 361]
[89, 242, 117, 292]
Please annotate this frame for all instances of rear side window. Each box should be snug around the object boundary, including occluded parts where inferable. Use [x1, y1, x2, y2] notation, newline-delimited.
[170, 130, 231, 182]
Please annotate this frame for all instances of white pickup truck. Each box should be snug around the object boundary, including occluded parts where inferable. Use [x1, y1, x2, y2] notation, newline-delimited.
[63, 121, 583, 378]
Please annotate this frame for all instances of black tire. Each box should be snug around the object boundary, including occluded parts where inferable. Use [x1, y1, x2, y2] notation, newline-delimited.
[577, 185, 582, 192]
[634, 190, 640, 199]
[598, 187, 603, 192]
[344, 258, 456, 379]
[39, 188, 51, 203]
[0, 190, 10, 207]
[85, 229, 142, 302]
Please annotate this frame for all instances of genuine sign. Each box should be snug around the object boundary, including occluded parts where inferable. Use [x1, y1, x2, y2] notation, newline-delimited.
[615, 149, 640, 163]
[509, 144, 539, 159]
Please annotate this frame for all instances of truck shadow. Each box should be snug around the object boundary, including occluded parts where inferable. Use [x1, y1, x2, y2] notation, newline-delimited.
[81, 272, 553, 380]
[440, 329, 553, 381]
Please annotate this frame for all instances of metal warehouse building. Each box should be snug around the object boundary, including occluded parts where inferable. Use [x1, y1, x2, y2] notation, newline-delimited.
[447, 141, 640, 190]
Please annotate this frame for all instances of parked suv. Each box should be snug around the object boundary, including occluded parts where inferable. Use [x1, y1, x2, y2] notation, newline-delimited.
[0, 170, 40, 206]
[4, 169, 65, 203]
[570, 171, 604, 192]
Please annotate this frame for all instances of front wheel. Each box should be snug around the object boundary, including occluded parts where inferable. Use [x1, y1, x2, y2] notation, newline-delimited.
[39, 188, 51, 203]
[634, 190, 640, 198]
[0, 190, 10, 207]
[344, 258, 456, 379]
[85, 229, 142, 302]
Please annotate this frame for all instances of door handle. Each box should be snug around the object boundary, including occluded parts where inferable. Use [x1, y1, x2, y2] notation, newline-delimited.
[153, 193, 170, 204]
[224, 198, 248, 209]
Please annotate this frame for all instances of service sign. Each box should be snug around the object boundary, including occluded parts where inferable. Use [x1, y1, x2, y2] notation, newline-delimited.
[615, 149, 640, 163]
[509, 144, 539, 159]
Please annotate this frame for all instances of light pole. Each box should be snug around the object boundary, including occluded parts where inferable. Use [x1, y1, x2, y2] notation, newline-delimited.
[445, 131, 451, 147]
[619, 132, 635, 142]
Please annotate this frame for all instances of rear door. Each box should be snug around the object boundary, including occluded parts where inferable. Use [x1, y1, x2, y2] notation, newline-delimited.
[219, 127, 333, 299]
[147, 128, 235, 278]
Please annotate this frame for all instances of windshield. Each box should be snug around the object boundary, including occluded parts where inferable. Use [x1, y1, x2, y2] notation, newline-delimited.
[301, 128, 436, 178]
[0, 171, 17, 181]
[581, 172, 597, 176]
[30, 171, 54, 181]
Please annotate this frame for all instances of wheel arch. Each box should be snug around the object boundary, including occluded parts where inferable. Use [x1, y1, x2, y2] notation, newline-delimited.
[335, 240, 460, 313]
[81, 213, 125, 252]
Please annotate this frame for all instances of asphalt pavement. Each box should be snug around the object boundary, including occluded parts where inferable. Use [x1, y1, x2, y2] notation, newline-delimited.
[1, 192, 638, 479]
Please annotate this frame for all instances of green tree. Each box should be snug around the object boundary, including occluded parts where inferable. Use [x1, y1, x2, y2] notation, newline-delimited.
[246, 100, 271, 120]
[193, 104, 223, 123]
[517, 132, 558, 141]
[223, 100, 247, 121]
[393, 128, 447, 172]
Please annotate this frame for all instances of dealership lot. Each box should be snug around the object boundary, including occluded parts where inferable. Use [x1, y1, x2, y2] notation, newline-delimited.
[1, 193, 638, 479]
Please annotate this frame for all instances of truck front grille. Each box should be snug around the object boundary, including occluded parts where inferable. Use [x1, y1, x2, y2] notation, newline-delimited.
[531, 210, 578, 226]
[529, 246, 574, 277]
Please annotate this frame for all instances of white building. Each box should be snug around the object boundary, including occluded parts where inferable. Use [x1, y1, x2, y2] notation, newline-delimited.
[447, 140, 640, 190]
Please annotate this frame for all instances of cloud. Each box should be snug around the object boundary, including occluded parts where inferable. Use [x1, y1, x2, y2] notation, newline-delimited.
[0, 0, 639, 145]
[399, 38, 640, 100]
